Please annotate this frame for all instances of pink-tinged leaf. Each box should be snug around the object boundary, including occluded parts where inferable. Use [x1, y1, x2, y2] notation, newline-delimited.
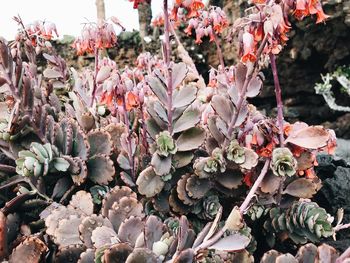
[209, 233, 250, 251]
[177, 216, 189, 252]
[271, 5, 283, 29]
[172, 62, 188, 89]
[43, 68, 63, 79]
[240, 148, 258, 170]
[282, 178, 317, 198]
[211, 95, 234, 124]
[246, 77, 262, 98]
[235, 63, 247, 92]
[285, 126, 330, 149]
[318, 244, 339, 263]
[96, 66, 111, 83]
[235, 101, 249, 127]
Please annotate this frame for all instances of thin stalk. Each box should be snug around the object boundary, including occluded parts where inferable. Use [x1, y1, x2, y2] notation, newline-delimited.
[140, 104, 148, 150]
[239, 159, 270, 213]
[122, 95, 136, 181]
[169, 22, 200, 78]
[269, 53, 284, 146]
[194, 159, 270, 254]
[213, 33, 225, 72]
[90, 47, 99, 107]
[334, 223, 350, 232]
[0, 176, 51, 202]
[223, 34, 269, 148]
[0, 164, 16, 174]
[163, 0, 173, 133]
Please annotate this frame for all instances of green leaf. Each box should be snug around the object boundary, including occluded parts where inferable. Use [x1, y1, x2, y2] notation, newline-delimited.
[176, 127, 205, 151]
[53, 157, 70, 171]
[173, 107, 201, 134]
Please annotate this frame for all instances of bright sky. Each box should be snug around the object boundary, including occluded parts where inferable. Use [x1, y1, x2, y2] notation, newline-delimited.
[0, 0, 163, 40]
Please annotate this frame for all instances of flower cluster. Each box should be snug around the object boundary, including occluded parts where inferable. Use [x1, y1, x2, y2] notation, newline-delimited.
[294, 0, 330, 23]
[13, 17, 58, 47]
[233, 0, 329, 63]
[171, 0, 205, 22]
[72, 20, 119, 55]
[184, 6, 229, 44]
[152, 13, 165, 27]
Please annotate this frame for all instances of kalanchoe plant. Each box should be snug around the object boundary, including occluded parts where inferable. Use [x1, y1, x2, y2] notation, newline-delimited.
[0, 0, 349, 262]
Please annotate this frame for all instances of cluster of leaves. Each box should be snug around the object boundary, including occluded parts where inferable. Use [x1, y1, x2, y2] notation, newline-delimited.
[0, 0, 347, 262]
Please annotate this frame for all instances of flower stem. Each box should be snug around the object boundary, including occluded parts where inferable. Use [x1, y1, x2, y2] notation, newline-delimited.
[194, 159, 270, 254]
[122, 95, 136, 181]
[223, 34, 269, 148]
[163, 0, 173, 134]
[213, 33, 225, 72]
[239, 159, 270, 213]
[269, 53, 285, 146]
[90, 47, 99, 107]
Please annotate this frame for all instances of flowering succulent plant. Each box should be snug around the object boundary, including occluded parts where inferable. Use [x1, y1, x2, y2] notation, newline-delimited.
[0, 0, 349, 262]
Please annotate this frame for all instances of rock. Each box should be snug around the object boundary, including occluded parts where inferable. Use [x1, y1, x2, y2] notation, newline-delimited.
[335, 139, 350, 165]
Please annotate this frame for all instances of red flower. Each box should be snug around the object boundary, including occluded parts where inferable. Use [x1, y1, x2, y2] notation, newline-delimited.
[294, 0, 330, 23]
[72, 21, 118, 55]
[241, 32, 257, 63]
[129, 0, 146, 9]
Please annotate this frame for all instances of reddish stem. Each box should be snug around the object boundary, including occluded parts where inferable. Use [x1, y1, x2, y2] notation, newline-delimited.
[194, 159, 270, 254]
[90, 47, 99, 107]
[269, 53, 285, 146]
[239, 159, 270, 213]
[140, 104, 148, 150]
[163, 0, 173, 133]
[223, 34, 269, 148]
[213, 33, 225, 72]
[122, 95, 136, 181]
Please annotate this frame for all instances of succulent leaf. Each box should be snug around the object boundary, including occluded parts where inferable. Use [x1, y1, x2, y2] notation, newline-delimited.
[136, 167, 164, 198]
[271, 148, 297, 177]
[87, 154, 115, 185]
